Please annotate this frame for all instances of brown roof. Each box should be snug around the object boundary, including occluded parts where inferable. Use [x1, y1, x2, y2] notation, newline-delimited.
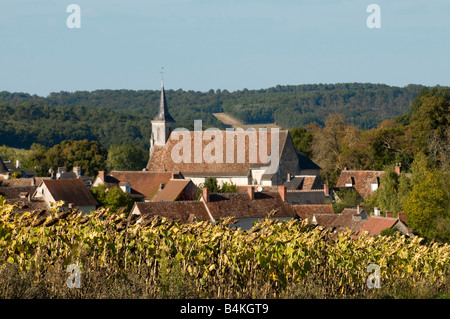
[108, 171, 182, 200]
[0, 177, 50, 187]
[335, 170, 384, 198]
[292, 204, 335, 219]
[359, 217, 399, 237]
[206, 191, 296, 220]
[147, 130, 289, 176]
[132, 201, 211, 223]
[152, 179, 196, 202]
[329, 208, 368, 234]
[40, 179, 97, 206]
[0, 186, 37, 200]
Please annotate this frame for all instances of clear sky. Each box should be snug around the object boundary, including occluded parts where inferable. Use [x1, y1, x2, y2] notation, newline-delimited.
[1, 0, 449, 96]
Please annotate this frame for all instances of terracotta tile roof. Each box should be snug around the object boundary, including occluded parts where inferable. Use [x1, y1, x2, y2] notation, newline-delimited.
[147, 130, 289, 177]
[131, 201, 211, 223]
[206, 191, 296, 220]
[292, 204, 335, 219]
[335, 170, 384, 198]
[359, 217, 399, 237]
[152, 179, 197, 202]
[40, 179, 97, 206]
[108, 171, 182, 200]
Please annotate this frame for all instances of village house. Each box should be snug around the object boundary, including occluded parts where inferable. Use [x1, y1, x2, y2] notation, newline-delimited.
[33, 179, 97, 214]
[335, 163, 407, 199]
[145, 79, 322, 187]
[0, 177, 48, 214]
[359, 216, 411, 237]
[335, 168, 384, 198]
[92, 170, 184, 201]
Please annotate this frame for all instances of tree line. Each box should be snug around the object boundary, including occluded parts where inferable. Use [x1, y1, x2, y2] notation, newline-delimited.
[0, 83, 427, 150]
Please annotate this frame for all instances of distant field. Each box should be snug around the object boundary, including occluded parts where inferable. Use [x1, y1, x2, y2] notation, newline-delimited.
[213, 112, 280, 129]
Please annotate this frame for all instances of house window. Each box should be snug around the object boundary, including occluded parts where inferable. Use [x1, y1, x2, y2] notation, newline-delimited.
[371, 183, 378, 191]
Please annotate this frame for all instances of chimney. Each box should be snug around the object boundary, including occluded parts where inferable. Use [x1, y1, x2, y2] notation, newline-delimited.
[73, 166, 81, 178]
[31, 177, 36, 186]
[98, 171, 105, 182]
[395, 163, 402, 176]
[202, 188, 209, 203]
[278, 185, 287, 202]
[386, 211, 393, 218]
[352, 214, 362, 221]
[374, 207, 380, 216]
[287, 173, 291, 182]
[16, 160, 21, 169]
[324, 184, 329, 196]
[357, 205, 360, 214]
[247, 186, 255, 200]
[27, 193, 31, 203]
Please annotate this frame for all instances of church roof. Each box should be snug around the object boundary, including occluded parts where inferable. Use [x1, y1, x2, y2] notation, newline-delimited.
[146, 130, 289, 177]
[153, 79, 175, 122]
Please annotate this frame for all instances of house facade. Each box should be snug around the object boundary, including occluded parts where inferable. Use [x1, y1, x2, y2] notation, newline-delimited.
[33, 179, 97, 214]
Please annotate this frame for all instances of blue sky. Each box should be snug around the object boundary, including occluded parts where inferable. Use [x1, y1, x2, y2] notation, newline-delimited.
[1, 0, 449, 96]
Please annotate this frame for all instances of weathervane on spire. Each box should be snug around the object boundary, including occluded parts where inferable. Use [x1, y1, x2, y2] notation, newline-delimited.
[160, 66, 164, 86]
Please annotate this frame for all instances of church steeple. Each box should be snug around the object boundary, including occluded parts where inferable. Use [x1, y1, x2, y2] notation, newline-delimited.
[154, 78, 175, 122]
[149, 71, 176, 158]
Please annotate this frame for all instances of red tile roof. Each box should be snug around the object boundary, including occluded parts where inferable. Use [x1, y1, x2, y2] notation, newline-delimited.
[335, 170, 384, 198]
[108, 171, 182, 200]
[359, 217, 398, 237]
[292, 204, 335, 219]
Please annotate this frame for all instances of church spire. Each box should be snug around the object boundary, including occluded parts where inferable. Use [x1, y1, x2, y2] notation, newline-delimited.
[154, 69, 174, 122]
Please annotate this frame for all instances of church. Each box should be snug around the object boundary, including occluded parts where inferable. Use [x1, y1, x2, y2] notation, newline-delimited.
[146, 79, 322, 187]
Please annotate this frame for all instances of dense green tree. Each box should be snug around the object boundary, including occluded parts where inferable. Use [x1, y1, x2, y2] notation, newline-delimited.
[28, 140, 107, 177]
[289, 127, 313, 158]
[404, 170, 448, 240]
[107, 144, 149, 171]
[90, 183, 135, 213]
[372, 164, 411, 216]
[199, 177, 238, 194]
